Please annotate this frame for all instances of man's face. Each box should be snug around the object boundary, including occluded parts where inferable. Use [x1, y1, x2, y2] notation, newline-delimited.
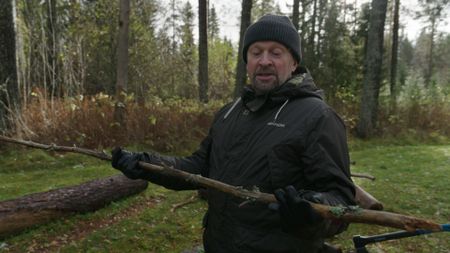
[246, 41, 298, 95]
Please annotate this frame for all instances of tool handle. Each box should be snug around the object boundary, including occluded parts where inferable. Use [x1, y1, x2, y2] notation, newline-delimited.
[353, 224, 449, 252]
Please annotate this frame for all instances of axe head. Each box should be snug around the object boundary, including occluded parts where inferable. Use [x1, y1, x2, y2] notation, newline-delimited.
[353, 235, 370, 253]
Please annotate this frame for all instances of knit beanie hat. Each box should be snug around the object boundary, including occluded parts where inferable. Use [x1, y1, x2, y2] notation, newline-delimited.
[243, 14, 301, 63]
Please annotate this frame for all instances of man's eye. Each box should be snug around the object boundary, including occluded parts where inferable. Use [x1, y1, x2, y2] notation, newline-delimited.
[272, 50, 282, 56]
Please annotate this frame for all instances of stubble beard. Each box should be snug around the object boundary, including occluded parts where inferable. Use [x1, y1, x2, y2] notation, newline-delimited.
[251, 67, 280, 95]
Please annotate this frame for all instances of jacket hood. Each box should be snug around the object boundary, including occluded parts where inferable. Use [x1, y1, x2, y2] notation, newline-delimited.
[241, 71, 323, 112]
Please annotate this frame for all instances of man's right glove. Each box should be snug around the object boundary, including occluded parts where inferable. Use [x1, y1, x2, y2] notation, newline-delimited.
[271, 185, 324, 234]
[111, 147, 150, 180]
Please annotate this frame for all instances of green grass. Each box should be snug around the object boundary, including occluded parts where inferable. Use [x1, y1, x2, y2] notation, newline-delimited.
[331, 144, 450, 252]
[0, 143, 449, 252]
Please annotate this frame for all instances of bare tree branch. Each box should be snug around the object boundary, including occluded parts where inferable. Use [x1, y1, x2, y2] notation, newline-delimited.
[0, 135, 111, 161]
[0, 135, 444, 232]
[351, 172, 376, 181]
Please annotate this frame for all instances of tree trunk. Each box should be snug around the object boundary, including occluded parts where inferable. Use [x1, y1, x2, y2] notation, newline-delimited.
[292, 0, 300, 30]
[0, 0, 20, 132]
[113, 0, 130, 143]
[45, 0, 59, 97]
[390, 0, 400, 110]
[198, 0, 209, 103]
[356, 0, 388, 138]
[307, 0, 318, 69]
[424, 16, 435, 88]
[315, 0, 326, 64]
[234, 0, 253, 97]
[299, 0, 308, 63]
[0, 175, 148, 238]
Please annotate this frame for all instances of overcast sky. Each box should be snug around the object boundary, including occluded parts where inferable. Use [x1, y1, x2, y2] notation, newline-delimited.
[159, 0, 450, 45]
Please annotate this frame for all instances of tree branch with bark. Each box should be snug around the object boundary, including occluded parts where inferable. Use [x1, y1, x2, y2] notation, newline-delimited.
[0, 136, 444, 232]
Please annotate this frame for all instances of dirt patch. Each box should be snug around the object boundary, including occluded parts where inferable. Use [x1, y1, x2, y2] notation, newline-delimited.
[17, 196, 164, 253]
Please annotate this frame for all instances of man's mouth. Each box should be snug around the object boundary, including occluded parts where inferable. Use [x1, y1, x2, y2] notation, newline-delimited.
[256, 72, 276, 81]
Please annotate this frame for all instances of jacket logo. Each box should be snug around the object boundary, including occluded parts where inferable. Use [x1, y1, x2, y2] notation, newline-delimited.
[267, 122, 285, 128]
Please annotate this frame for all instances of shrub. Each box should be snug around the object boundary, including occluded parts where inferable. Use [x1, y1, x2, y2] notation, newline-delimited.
[15, 91, 224, 154]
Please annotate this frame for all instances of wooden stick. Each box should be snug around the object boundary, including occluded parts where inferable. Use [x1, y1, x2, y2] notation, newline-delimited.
[0, 135, 111, 161]
[0, 136, 443, 232]
[351, 172, 376, 181]
[137, 161, 441, 232]
[355, 185, 383, 210]
[170, 194, 199, 212]
[0, 136, 376, 181]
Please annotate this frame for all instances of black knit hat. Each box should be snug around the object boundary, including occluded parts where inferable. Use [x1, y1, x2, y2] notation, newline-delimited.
[243, 14, 301, 63]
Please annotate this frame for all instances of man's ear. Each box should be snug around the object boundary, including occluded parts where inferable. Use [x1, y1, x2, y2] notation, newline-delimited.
[291, 61, 298, 73]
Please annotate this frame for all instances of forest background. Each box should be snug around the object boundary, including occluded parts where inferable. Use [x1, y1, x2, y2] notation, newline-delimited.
[0, 0, 449, 252]
[0, 0, 449, 150]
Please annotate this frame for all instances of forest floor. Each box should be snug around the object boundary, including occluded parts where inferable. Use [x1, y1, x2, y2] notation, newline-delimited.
[0, 140, 449, 253]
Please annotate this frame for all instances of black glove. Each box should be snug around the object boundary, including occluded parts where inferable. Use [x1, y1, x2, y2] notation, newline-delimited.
[111, 147, 148, 180]
[271, 185, 324, 234]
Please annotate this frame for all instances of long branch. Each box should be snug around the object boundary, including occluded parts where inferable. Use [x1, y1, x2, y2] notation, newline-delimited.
[0, 136, 443, 232]
[0, 135, 111, 161]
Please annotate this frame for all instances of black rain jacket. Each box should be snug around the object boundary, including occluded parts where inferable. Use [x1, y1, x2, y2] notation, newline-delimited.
[141, 72, 355, 253]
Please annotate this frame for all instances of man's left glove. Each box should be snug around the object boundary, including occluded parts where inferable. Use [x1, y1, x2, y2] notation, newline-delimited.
[111, 147, 150, 180]
[271, 185, 324, 234]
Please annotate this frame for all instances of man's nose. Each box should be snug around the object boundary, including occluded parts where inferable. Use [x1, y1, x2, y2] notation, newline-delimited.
[258, 53, 273, 66]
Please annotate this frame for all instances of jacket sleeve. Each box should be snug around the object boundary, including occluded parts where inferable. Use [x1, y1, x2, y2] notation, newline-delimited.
[299, 107, 356, 238]
[135, 102, 236, 190]
[137, 128, 212, 191]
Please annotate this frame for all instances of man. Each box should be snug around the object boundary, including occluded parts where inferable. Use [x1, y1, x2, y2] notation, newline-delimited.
[112, 14, 355, 253]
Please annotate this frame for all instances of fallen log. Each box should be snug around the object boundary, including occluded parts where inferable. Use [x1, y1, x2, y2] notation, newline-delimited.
[0, 174, 148, 238]
[1, 136, 441, 232]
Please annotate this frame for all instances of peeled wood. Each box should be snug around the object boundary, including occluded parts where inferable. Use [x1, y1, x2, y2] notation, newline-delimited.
[0, 175, 148, 238]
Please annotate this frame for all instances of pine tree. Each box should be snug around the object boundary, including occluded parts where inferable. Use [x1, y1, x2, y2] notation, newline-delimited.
[252, 0, 281, 21]
[208, 5, 220, 41]
[180, 1, 197, 98]
[417, 0, 449, 87]
[252, 0, 281, 22]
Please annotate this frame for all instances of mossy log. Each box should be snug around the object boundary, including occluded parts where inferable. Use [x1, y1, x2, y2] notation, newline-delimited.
[0, 174, 147, 238]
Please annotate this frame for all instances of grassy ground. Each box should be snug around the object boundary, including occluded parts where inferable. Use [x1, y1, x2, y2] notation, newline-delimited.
[0, 142, 449, 253]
